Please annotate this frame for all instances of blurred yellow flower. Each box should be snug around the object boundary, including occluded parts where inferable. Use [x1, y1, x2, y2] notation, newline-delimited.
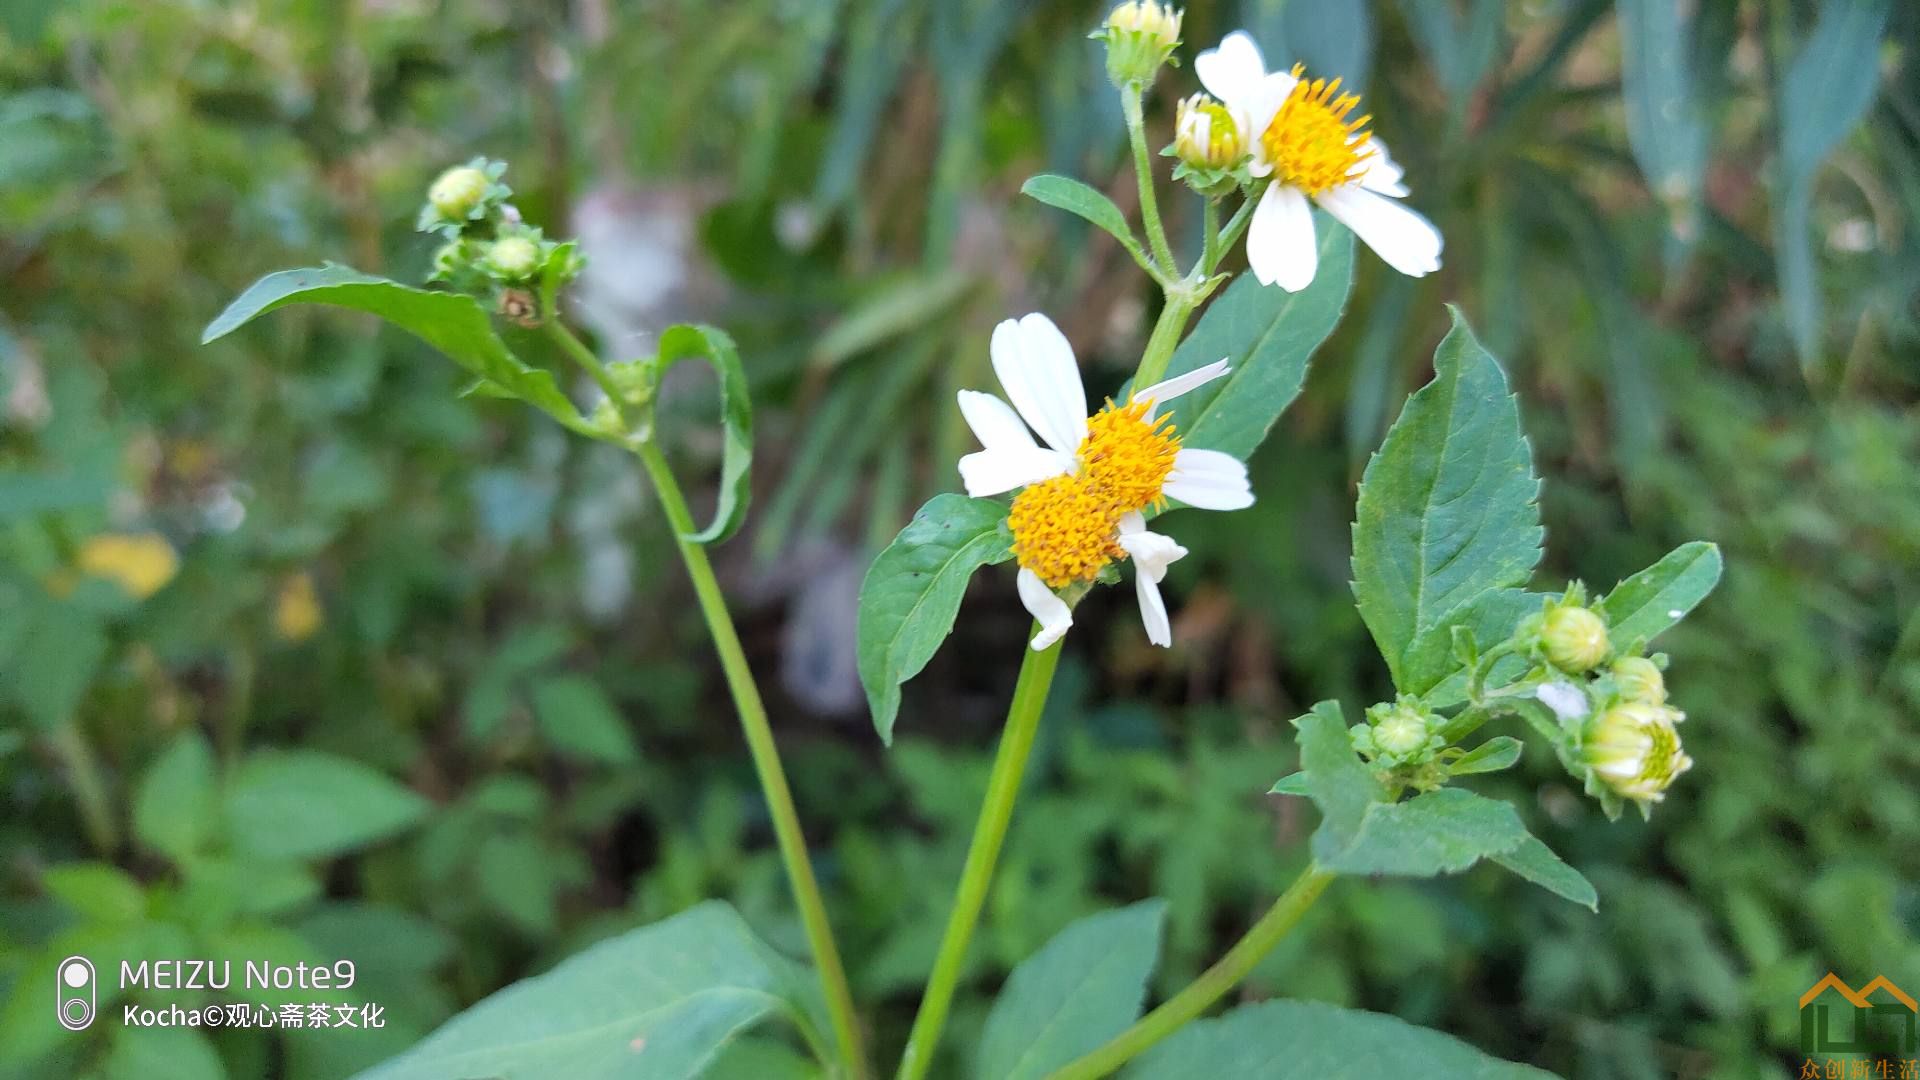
[76, 532, 179, 599]
[274, 572, 324, 642]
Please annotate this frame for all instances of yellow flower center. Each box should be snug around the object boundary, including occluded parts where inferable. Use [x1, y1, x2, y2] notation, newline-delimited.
[1009, 399, 1180, 588]
[1261, 65, 1373, 197]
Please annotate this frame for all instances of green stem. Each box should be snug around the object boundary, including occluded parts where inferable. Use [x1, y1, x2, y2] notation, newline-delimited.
[1215, 180, 1265, 258]
[47, 723, 117, 855]
[634, 439, 867, 1080]
[544, 319, 627, 422]
[1043, 864, 1337, 1080]
[1122, 90, 1177, 277]
[896, 635, 1065, 1080]
[1131, 290, 1197, 389]
[1201, 197, 1222, 277]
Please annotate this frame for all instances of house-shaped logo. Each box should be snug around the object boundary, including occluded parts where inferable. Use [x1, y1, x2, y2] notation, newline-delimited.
[1801, 973, 1919, 1055]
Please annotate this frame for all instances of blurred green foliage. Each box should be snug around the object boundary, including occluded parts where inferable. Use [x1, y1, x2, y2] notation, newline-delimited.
[2, 1, 1916, 1078]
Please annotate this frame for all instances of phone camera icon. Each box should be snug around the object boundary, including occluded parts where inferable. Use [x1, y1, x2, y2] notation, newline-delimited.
[57, 957, 94, 1031]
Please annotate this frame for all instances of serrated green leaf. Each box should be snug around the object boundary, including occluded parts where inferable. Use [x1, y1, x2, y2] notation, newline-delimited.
[1124, 999, 1551, 1078]
[1313, 788, 1529, 878]
[1491, 835, 1599, 911]
[1160, 225, 1353, 461]
[653, 324, 754, 544]
[977, 900, 1166, 1080]
[1291, 701, 1384, 852]
[133, 731, 218, 864]
[201, 264, 593, 435]
[531, 674, 638, 765]
[1351, 309, 1542, 695]
[1021, 174, 1146, 264]
[1450, 736, 1523, 775]
[224, 751, 431, 860]
[857, 494, 1013, 744]
[1599, 541, 1723, 649]
[354, 902, 826, 1080]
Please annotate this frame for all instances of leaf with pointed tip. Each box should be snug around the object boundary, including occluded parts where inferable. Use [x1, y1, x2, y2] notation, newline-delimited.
[654, 324, 754, 544]
[1491, 835, 1599, 910]
[1450, 736, 1523, 775]
[1600, 541, 1723, 650]
[1351, 310, 1542, 695]
[1291, 700, 1384, 853]
[1124, 1000, 1551, 1078]
[202, 265, 592, 435]
[1021, 174, 1146, 265]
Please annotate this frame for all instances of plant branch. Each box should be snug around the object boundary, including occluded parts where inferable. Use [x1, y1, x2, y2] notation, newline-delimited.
[896, 634, 1065, 1080]
[1123, 90, 1178, 276]
[1043, 864, 1337, 1079]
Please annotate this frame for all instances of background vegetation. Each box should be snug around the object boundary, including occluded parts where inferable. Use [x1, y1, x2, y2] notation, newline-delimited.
[2, 1, 1915, 1077]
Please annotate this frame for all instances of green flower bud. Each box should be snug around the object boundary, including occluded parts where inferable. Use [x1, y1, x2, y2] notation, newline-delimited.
[1582, 701, 1691, 807]
[428, 166, 491, 221]
[1096, 1, 1182, 88]
[1354, 697, 1444, 768]
[483, 236, 541, 281]
[1610, 656, 1666, 705]
[1175, 94, 1244, 170]
[1541, 604, 1610, 672]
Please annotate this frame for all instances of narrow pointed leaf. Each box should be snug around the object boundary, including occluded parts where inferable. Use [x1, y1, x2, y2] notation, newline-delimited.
[1599, 541, 1722, 649]
[655, 324, 754, 544]
[1021, 174, 1146, 263]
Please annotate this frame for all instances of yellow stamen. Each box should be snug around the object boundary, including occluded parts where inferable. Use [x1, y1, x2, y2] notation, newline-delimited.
[1261, 64, 1373, 197]
[1008, 399, 1182, 588]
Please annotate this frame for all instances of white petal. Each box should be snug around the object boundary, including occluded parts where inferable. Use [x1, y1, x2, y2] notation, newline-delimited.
[1315, 185, 1443, 278]
[958, 447, 1074, 497]
[1115, 513, 1187, 581]
[1016, 568, 1073, 650]
[1535, 681, 1590, 723]
[1195, 31, 1268, 111]
[1246, 183, 1318, 291]
[1133, 570, 1172, 647]
[957, 390, 1038, 451]
[1164, 448, 1253, 510]
[1134, 358, 1231, 410]
[1240, 70, 1297, 163]
[1358, 137, 1408, 196]
[990, 313, 1088, 455]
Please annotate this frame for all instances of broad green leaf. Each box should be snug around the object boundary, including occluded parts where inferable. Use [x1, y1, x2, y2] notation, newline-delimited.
[531, 674, 638, 765]
[1021, 175, 1146, 264]
[1124, 999, 1550, 1078]
[1599, 541, 1723, 650]
[133, 731, 217, 864]
[200, 264, 593, 435]
[1617, 0, 1708, 249]
[1772, 0, 1892, 366]
[655, 324, 754, 544]
[1491, 836, 1599, 911]
[977, 900, 1167, 1080]
[1313, 788, 1529, 877]
[355, 902, 826, 1080]
[4, 599, 107, 729]
[41, 862, 145, 923]
[224, 751, 431, 860]
[1351, 309, 1542, 694]
[1450, 736, 1523, 775]
[1161, 224, 1353, 461]
[857, 494, 1014, 744]
[1291, 700, 1385, 853]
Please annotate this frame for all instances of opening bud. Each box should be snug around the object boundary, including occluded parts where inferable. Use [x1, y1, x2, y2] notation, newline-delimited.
[1610, 655, 1666, 705]
[1097, 2, 1182, 87]
[429, 166, 490, 221]
[1581, 701, 1691, 808]
[1540, 603, 1610, 673]
[1175, 94, 1244, 170]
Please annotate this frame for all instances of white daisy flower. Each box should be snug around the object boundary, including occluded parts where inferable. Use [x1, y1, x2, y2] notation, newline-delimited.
[958, 313, 1253, 651]
[1195, 30, 1442, 291]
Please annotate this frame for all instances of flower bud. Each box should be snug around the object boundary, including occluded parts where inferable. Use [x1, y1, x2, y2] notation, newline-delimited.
[1610, 656, 1666, 705]
[428, 166, 490, 222]
[1097, 1, 1182, 87]
[483, 236, 541, 281]
[1581, 701, 1691, 806]
[1354, 698, 1444, 767]
[1541, 604, 1610, 672]
[1174, 94, 1244, 171]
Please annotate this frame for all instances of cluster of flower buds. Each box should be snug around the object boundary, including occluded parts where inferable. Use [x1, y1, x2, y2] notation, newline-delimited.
[1519, 588, 1693, 817]
[415, 159, 584, 325]
[1352, 697, 1446, 772]
[1094, 1, 1182, 88]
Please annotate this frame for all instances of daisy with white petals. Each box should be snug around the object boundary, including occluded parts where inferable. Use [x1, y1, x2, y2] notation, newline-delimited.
[959, 313, 1252, 651]
[1195, 31, 1442, 291]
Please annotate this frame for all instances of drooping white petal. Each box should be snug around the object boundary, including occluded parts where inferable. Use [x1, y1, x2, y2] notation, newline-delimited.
[1164, 448, 1254, 510]
[1536, 681, 1590, 723]
[1314, 185, 1442, 278]
[1134, 358, 1231, 412]
[1133, 570, 1171, 646]
[1246, 183, 1318, 291]
[1195, 31, 1268, 110]
[958, 447, 1075, 497]
[1016, 568, 1074, 651]
[1358, 136, 1409, 196]
[1116, 513, 1188, 648]
[990, 313, 1088, 455]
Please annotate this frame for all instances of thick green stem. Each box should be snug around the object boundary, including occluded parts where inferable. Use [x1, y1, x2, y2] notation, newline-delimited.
[1043, 865, 1337, 1080]
[1132, 291, 1197, 389]
[896, 635, 1065, 1080]
[635, 441, 866, 1078]
[1122, 90, 1177, 277]
[1201, 197, 1222, 277]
